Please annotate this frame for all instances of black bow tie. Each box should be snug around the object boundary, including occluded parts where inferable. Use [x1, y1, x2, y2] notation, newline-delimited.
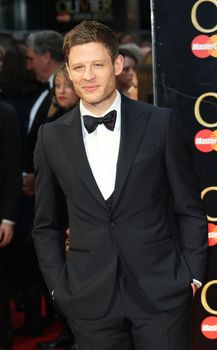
[83, 110, 117, 134]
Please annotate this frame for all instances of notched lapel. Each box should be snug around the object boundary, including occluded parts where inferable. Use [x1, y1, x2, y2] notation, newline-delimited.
[113, 100, 151, 209]
[57, 107, 108, 210]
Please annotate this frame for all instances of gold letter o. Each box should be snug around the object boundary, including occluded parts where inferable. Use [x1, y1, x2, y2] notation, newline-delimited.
[195, 92, 217, 128]
[201, 187, 217, 222]
[201, 280, 217, 314]
[191, 0, 217, 33]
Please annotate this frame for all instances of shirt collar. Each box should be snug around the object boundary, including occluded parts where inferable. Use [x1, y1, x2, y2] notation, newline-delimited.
[48, 74, 54, 89]
[80, 90, 121, 136]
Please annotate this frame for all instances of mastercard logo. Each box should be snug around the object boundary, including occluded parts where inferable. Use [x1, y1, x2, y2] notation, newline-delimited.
[194, 129, 217, 152]
[201, 316, 217, 339]
[191, 35, 217, 58]
[208, 223, 217, 247]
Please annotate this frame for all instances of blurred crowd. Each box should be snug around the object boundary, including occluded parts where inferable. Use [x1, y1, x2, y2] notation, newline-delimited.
[0, 28, 153, 350]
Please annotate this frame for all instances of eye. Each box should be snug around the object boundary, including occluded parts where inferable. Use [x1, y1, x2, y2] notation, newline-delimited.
[65, 82, 73, 88]
[73, 65, 84, 71]
[94, 63, 103, 68]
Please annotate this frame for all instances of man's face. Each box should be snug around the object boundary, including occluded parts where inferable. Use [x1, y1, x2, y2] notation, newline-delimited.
[26, 46, 48, 82]
[66, 42, 123, 113]
[116, 56, 137, 90]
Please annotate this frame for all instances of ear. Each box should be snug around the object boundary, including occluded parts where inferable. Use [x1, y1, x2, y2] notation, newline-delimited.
[66, 63, 72, 80]
[114, 55, 124, 76]
[43, 51, 51, 65]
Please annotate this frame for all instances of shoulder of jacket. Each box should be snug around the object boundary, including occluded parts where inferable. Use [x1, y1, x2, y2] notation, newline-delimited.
[121, 95, 172, 116]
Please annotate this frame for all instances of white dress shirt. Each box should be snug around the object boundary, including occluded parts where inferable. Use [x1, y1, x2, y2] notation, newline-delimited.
[80, 91, 121, 200]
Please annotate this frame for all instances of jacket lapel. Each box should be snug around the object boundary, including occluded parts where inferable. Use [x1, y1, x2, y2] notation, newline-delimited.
[57, 106, 108, 210]
[112, 98, 151, 209]
[29, 91, 52, 136]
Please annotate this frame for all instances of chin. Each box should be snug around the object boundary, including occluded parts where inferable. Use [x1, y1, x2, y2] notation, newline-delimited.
[59, 104, 68, 109]
[81, 96, 100, 105]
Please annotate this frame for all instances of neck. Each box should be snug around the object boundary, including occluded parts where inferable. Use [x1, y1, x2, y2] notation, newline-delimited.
[82, 90, 117, 116]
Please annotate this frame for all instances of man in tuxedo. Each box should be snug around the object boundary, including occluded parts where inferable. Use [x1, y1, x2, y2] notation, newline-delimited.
[13, 30, 64, 336]
[0, 101, 21, 350]
[33, 21, 207, 350]
[25, 30, 64, 186]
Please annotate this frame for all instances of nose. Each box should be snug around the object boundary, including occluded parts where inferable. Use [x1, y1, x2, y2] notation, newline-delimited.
[83, 65, 95, 80]
[58, 85, 65, 93]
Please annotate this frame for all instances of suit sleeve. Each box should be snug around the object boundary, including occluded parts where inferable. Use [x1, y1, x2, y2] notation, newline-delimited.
[165, 111, 207, 282]
[32, 125, 68, 292]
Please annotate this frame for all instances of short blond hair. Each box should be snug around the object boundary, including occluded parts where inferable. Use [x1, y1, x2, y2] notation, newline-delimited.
[63, 20, 119, 64]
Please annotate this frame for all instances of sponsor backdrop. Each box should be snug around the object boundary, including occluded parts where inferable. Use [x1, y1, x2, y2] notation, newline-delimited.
[151, 0, 217, 348]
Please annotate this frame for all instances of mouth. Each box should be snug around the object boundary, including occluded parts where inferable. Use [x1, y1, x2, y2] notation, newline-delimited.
[83, 85, 98, 92]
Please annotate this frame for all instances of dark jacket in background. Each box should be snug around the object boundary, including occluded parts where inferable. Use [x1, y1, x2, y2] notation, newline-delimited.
[0, 100, 21, 221]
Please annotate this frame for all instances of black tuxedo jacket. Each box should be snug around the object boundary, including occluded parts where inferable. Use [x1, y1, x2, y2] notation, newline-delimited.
[25, 91, 52, 172]
[0, 101, 21, 222]
[33, 95, 207, 320]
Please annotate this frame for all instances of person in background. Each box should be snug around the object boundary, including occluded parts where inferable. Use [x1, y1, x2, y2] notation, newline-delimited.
[116, 48, 138, 99]
[0, 101, 21, 350]
[33, 20, 207, 350]
[25, 30, 64, 182]
[0, 43, 46, 336]
[137, 45, 153, 103]
[119, 43, 143, 64]
[47, 64, 79, 121]
[118, 42, 151, 102]
[13, 30, 64, 337]
[0, 44, 43, 163]
[139, 40, 152, 61]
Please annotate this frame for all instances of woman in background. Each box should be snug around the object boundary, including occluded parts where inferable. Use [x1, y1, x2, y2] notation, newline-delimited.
[47, 63, 79, 121]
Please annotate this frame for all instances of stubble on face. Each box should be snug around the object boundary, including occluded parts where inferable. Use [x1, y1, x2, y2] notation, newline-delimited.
[66, 42, 122, 115]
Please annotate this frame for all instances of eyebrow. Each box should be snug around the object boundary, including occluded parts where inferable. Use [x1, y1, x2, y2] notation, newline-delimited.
[70, 58, 108, 67]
